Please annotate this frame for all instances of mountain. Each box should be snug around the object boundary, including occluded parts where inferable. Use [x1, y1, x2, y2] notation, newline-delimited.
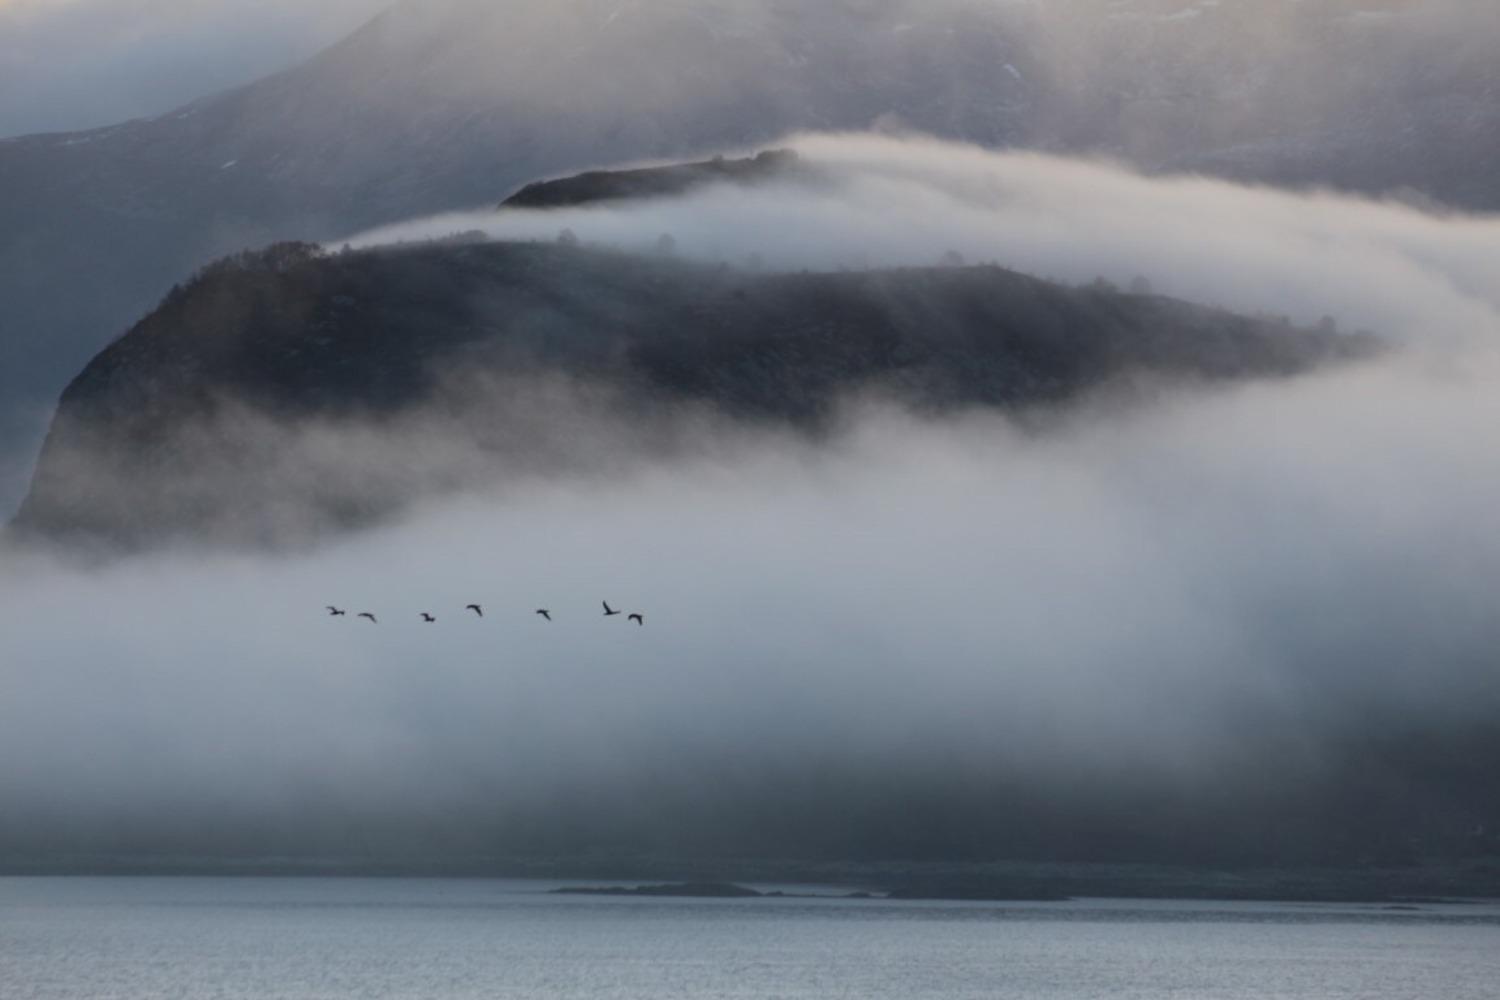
[2, 0, 1495, 510]
[1062, 0, 1500, 202]
[10, 227, 1369, 552]
[0, 0, 1027, 509]
[501, 149, 805, 210]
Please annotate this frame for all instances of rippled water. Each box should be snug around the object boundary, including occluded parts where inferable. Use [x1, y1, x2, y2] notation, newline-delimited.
[1, 878, 1497, 999]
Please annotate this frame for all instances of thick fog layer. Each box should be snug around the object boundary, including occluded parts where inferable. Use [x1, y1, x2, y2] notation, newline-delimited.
[2, 356, 1499, 858]
[4, 135, 1500, 860]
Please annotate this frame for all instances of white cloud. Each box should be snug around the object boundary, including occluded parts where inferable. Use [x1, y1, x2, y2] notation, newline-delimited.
[4, 346, 1500, 850]
[349, 133, 1500, 348]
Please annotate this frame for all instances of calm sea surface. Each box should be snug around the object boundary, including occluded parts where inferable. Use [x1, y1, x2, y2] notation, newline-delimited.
[1, 878, 1496, 999]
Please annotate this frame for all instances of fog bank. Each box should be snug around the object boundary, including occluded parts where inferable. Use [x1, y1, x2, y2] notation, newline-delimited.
[3, 349, 1499, 858]
[6, 132, 1500, 863]
[349, 133, 1500, 347]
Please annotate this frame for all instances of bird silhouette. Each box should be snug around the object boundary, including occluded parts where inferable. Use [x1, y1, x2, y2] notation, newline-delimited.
[628, 614, 645, 626]
[327, 606, 346, 617]
[603, 601, 621, 617]
[358, 612, 378, 624]
[536, 609, 552, 621]
[466, 604, 484, 618]
[420, 613, 436, 623]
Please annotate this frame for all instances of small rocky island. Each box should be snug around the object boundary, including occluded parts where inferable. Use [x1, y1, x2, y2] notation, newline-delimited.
[553, 882, 765, 898]
[550, 881, 1072, 902]
[884, 885, 1072, 902]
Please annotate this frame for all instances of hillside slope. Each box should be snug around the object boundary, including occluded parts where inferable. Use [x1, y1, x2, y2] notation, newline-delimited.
[10, 238, 1369, 552]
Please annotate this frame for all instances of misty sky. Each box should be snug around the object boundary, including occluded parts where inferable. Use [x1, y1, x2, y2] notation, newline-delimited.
[0, 0, 386, 138]
[1, 0, 1480, 141]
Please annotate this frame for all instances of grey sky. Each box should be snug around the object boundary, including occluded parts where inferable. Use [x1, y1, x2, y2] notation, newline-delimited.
[0, 0, 387, 138]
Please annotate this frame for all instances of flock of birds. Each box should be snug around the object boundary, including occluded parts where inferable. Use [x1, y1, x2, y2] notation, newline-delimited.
[325, 601, 645, 626]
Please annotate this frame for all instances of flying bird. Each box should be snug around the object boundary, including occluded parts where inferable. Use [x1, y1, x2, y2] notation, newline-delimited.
[327, 606, 346, 617]
[421, 613, 436, 623]
[536, 609, 552, 621]
[628, 614, 645, 626]
[603, 601, 621, 617]
[466, 604, 484, 618]
[358, 612, 378, 624]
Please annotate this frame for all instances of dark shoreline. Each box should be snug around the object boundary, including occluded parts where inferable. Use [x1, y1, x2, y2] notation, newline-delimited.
[2, 857, 1496, 906]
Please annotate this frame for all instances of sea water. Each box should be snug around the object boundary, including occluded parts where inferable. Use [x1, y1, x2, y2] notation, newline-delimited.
[1, 878, 1496, 999]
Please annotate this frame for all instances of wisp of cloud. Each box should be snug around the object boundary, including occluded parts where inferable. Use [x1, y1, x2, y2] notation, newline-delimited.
[349, 132, 1500, 347]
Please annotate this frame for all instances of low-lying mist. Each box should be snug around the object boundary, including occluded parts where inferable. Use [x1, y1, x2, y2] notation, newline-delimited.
[4, 133, 1499, 864]
[3, 354, 1499, 861]
[350, 133, 1500, 347]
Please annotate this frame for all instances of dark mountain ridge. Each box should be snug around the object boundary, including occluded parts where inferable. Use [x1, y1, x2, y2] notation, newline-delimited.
[10, 237, 1369, 553]
[501, 149, 803, 211]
